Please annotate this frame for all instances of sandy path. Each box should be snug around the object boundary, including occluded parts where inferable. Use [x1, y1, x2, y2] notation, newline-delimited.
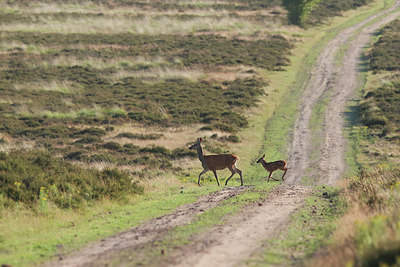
[173, 185, 311, 267]
[44, 3, 400, 266]
[288, 1, 400, 184]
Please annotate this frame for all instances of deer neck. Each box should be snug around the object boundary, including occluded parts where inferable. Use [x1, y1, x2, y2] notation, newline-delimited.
[261, 159, 269, 169]
[196, 145, 206, 163]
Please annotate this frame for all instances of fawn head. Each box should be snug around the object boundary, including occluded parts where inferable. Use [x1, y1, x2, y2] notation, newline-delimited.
[256, 154, 265, 163]
[189, 137, 202, 150]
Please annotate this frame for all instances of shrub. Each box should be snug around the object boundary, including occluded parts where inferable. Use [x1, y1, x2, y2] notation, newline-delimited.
[370, 20, 400, 71]
[74, 136, 103, 144]
[283, 0, 322, 27]
[102, 142, 123, 151]
[0, 150, 143, 210]
[305, 0, 374, 26]
[72, 127, 107, 137]
[116, 132, 163, 140]
[359, 80, 400, 135]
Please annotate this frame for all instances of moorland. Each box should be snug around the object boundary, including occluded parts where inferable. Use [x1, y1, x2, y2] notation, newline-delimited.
[1, 0, 400, 266]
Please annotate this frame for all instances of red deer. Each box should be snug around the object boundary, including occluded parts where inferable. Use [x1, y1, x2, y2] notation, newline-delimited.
[256, 154, 287, 182]
[189, 137, 243, 186]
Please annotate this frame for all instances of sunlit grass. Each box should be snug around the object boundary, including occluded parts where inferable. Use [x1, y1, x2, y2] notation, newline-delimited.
[0, 15, 264, 35]
[13, 106, 129, 120]
[106, 67, 205, 82]
[13, 80, 78, 94]
[0, 176, 221, 267]
[0, 1, 275, 17]
[0, 41, 48, 54]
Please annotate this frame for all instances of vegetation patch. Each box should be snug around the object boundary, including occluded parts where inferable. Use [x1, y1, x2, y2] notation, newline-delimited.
[358, 20, 400, 138]
[311, 167, 400, 266]
[0, 150, 143, 210]
[116, 132, 163, 140]
[307, 0, 374, 26]
[359, 78, 400, 136]
[370, 19, 400, 71]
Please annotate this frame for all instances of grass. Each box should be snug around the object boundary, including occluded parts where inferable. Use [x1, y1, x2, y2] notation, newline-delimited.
[247, 186, 344, 266]
[0, 16, 266, 35]
[0, 180, 220, 267]
[310, 167, 400, 266]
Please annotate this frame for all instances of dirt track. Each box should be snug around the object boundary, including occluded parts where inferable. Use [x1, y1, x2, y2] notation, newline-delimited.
[46, 2, 400, 266]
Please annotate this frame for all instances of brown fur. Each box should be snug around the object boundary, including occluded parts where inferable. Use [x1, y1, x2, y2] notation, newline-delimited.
[189, 138, 243, 186]
[203, 154, 239, 171]
[256, 154, 288, 182]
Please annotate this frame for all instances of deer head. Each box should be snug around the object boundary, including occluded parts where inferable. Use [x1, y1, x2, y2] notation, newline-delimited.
[189, 137, 202, 150]
[256, 154, 265, 163]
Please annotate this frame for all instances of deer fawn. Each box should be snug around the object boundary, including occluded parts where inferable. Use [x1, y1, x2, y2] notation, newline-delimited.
[189, 137, 243, 186]
[256, 154, 287, 182]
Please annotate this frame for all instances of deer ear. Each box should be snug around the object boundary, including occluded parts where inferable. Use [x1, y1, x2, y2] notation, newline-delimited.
[199, 137, 203, 142]
[262, 154, 265, 158]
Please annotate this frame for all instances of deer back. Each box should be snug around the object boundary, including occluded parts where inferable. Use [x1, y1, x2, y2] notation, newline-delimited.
[204, 154, 239, 171]
[263, 160, 287, 172]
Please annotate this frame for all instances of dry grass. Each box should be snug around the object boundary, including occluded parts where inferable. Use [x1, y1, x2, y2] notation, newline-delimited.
[40, 55, 168, 69]
[104, 123, 230, 150]
[106, 67, 205, 83]
[0, 138, 37, 153]
[309, 207, 366, 267]
[309, 167, 400, 266]
[364, 70, 400, 92]
[2, 1, 224, 15]
[13, 80, 78, 94]
[0, 16, 264, 35]
[1, 1, 272, 17]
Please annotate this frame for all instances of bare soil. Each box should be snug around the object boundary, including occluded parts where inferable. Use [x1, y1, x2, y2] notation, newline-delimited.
[44, 2, 400, 266]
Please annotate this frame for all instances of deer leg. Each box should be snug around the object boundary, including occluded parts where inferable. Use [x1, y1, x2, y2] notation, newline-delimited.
[212, 170, 220, 186]
[281, 168, 288, 181]
[267, 172, 273, 182]
[233, 165, 243, 186]
[198, 169, 208, 186]
[225, 167, 236, 186]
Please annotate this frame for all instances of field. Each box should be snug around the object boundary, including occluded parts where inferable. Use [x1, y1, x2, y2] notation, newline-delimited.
[1, 0, 399, 266]
[0, 0, 297, 264]
[0, 0, 294, 211]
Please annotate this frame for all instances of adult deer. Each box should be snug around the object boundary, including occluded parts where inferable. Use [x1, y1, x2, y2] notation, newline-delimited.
[189, 137, 243, 186]
[256, 154, 287, 182]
